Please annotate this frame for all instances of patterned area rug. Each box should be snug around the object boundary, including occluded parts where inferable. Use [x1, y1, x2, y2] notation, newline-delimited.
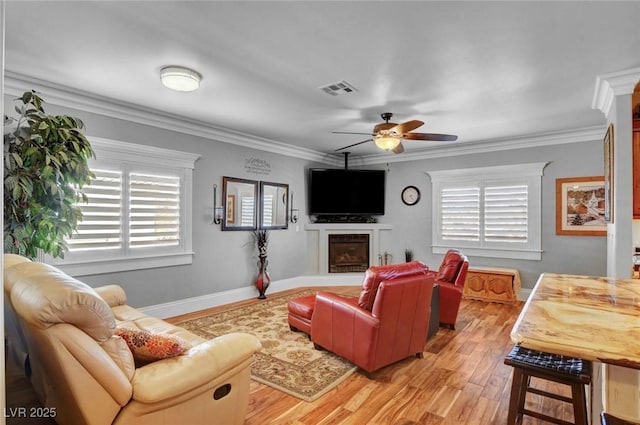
[176, 289, 357, 402]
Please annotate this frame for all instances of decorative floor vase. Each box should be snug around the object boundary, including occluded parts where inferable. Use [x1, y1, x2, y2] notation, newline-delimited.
[256, 256, 271, 299]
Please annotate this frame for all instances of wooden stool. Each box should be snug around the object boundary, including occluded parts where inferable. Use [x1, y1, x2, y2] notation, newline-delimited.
[504, 345, 591, 425]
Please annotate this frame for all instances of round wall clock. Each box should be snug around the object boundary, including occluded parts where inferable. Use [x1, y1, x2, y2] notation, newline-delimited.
[401, 185, 421, 206]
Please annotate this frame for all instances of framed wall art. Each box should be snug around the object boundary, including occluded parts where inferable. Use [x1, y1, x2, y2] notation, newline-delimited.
[603, 123, 614, 222]
[226, 194, 236, 224]
[555, 176, 607, 236]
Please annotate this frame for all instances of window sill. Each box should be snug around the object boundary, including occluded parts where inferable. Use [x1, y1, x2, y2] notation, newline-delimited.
[432, 245, 542, 261]
[48, 252, 194, 276]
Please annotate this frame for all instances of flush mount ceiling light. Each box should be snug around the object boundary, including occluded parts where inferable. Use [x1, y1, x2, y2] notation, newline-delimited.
[160, 66, 202, 92]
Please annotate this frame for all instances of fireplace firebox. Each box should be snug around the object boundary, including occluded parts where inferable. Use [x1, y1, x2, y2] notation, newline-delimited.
[328, 234, 370, 273]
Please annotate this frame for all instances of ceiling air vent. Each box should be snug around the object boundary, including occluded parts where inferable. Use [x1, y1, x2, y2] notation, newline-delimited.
[319, 80, 358, 96]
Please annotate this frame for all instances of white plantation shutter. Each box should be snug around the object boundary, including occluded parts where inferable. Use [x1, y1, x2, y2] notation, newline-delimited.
[429, 163, 546, 260]
[440, 185, 528, 244]
[261, 194, 274, 227]
[68, 169, 123, 252]
[441, 187, 480, 242]
[49, 138, 200, 275]
[241, 195, 255, 226]
[484, 185, 528, 243]
[129, 173, 180, 248]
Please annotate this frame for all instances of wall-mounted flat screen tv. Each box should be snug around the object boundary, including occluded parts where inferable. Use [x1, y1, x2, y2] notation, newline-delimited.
[308, 168, 386, 216]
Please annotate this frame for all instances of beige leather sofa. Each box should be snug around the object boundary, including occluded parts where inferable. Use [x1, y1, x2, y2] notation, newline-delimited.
[4, 254, 261, 425]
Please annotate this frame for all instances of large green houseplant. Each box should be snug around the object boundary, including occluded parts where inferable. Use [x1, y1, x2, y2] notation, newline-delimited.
[4, 90, 94, 259]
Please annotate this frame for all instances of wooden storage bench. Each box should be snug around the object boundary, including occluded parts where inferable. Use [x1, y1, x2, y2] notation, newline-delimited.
[463, 267, 521, 304]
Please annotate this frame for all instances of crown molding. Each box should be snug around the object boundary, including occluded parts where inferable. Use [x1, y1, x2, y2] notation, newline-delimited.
[358, 125, 605, 165]
[4, 71, 336, 165]
[592, 67, 640, 118]
[4, 71, 606, 168]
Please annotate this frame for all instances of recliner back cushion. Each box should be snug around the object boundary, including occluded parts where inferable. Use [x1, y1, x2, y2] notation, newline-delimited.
[437, 251, 463, 283]
[4, 255, 33, 293]
[10, 262, 115, 342]
[357, 260, 428, 311]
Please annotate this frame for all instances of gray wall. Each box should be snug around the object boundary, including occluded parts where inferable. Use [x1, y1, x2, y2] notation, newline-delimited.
[377, 141, 607, 288]
[5, 95, 606, 306]
[10, 98, 323, 308]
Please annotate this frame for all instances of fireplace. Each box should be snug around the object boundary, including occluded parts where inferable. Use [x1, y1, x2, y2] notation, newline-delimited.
[304, 223, 392, 274]
[328, 234, 370, 273]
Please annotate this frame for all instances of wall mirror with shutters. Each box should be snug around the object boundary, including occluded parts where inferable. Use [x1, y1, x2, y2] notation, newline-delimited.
[259, 181, 289, 230]
[222, 176, 258, 231]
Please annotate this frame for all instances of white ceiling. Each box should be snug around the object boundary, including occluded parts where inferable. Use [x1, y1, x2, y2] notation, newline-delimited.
[4, 1, 640, 160]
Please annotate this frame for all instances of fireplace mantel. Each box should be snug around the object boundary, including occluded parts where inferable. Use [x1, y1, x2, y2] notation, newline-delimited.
[304, 223, 394, 274]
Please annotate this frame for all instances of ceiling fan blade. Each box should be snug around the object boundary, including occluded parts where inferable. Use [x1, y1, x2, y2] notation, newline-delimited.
[392, 142, 405, 154]
[389, 120, 424, 134]
[334, 139, 372, 152]
[403, 132, 458, 142]
[332, 131, 375, 136]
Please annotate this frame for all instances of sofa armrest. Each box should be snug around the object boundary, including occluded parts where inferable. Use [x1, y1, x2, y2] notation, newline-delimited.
[131, 332, 261, 403]
[52, 325, 134, 406]
[95, 284, 127, 307]
[454, 261, 469, 288]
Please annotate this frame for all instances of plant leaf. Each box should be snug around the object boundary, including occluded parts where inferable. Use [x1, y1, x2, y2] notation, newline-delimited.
[4, 90, 93, 259]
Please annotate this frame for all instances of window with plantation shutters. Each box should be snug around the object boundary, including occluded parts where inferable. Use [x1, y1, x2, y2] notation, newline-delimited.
[429, 163, 547, 261]
[49, 137, 200, 276]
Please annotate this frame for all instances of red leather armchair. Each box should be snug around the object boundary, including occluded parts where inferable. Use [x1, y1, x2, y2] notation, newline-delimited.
[310, 261, 435, 374]
[427, 249, 469, 329]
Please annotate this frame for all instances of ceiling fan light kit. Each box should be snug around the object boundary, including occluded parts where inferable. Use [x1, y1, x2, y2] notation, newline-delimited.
[160, 66, 202, 92]
[374, 135, 401, 150]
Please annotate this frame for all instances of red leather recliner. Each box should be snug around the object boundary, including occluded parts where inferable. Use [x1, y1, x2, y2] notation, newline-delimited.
[426, 249, 469, 329]
[309, 261, 435, 374]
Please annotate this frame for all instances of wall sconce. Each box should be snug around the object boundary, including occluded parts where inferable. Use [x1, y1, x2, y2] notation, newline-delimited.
[213, 184, 223, 225]
[290, 191, 299, 223]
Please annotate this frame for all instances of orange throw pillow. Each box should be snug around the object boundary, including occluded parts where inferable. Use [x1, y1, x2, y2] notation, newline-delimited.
[115, 328, 191, 362]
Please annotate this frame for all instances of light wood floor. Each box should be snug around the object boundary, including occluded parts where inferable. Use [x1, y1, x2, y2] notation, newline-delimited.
[6, 287, 578, 425]
[238, 288, 576, 425]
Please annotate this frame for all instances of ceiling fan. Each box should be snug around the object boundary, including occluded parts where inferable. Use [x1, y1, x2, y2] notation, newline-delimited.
[333, 112, 457, 154]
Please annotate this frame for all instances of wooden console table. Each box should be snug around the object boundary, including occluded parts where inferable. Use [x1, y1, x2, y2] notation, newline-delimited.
[463, 267, 521, 304]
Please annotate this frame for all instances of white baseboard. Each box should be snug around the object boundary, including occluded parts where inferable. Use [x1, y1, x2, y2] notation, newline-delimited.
[139, 274, 363, 319]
